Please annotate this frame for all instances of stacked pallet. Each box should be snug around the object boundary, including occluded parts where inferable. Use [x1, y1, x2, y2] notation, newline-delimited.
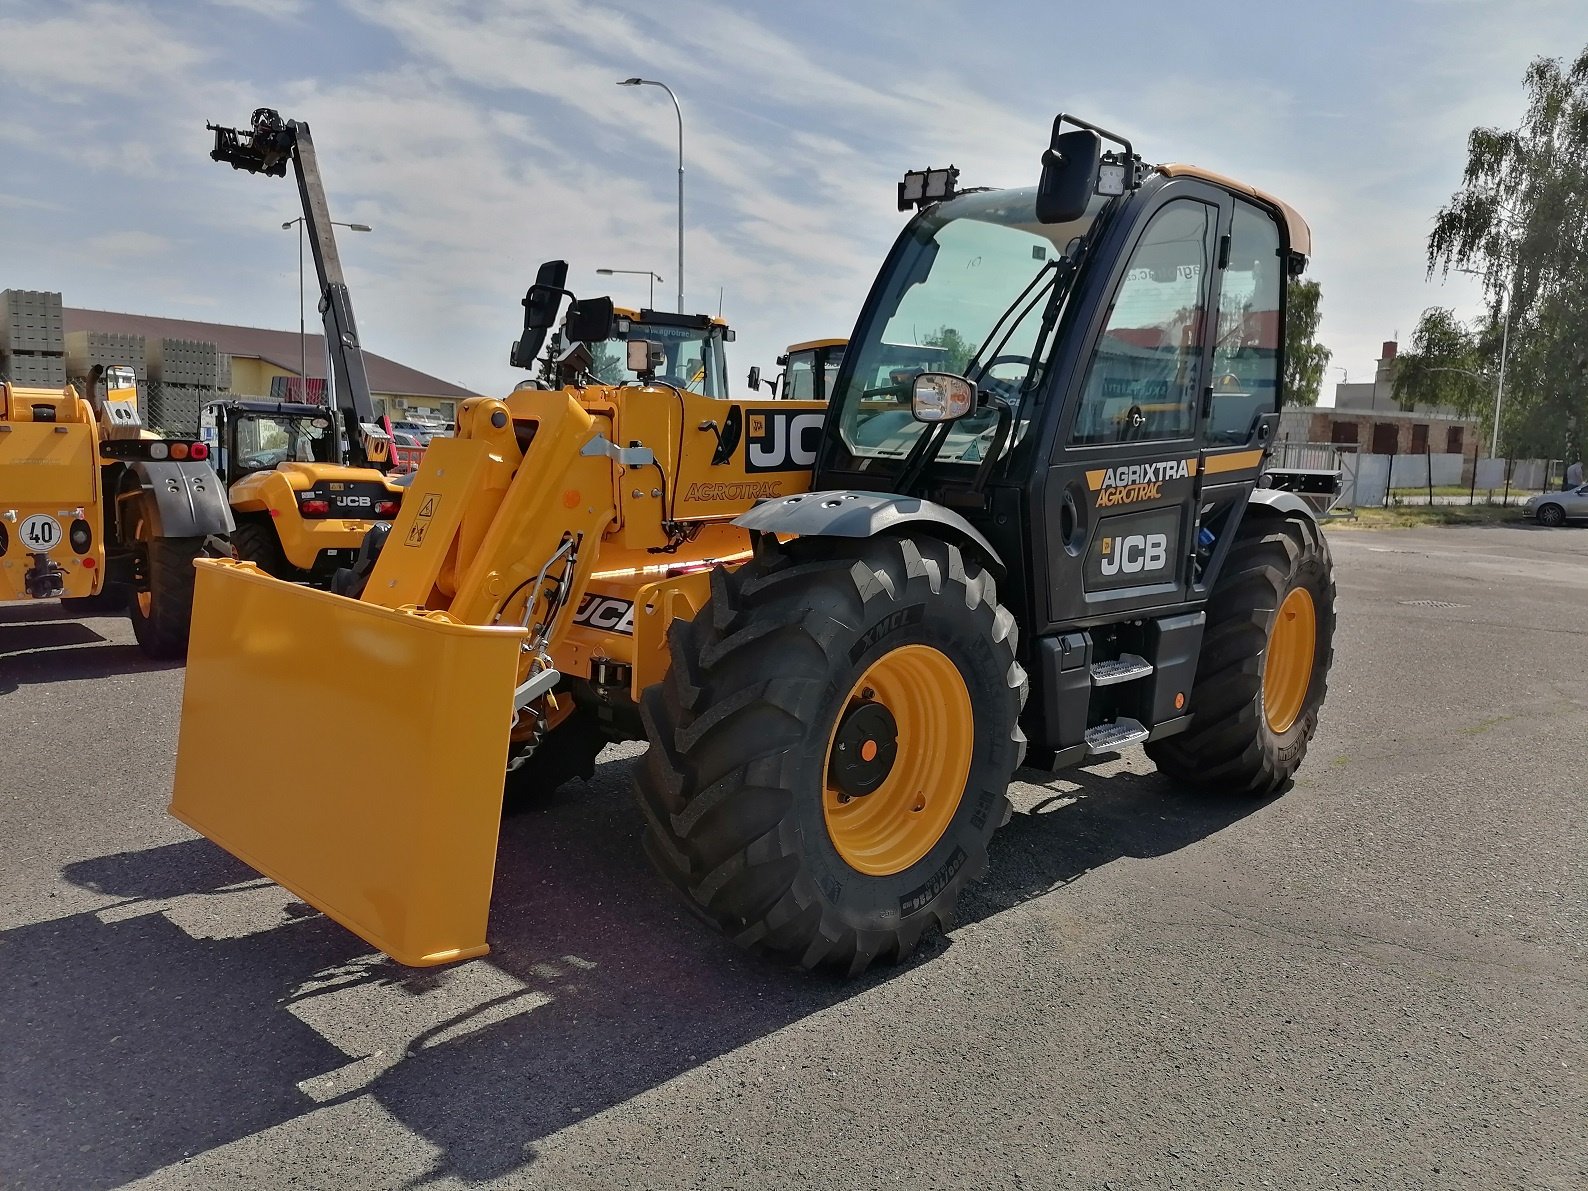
[145, 337, 230, 431]
[65, 330, 148, 383]
[0, 290, 67, 387]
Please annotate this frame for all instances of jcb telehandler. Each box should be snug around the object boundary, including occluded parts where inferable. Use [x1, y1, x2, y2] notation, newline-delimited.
[205, 109, 406, 583]
[172, 115, 1335, 975]
[1, 365, 232, 656]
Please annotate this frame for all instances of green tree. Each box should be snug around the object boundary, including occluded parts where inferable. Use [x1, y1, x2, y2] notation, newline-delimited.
[1425, 45, 1588, 458]
[1282, 278, 1330, 406]
[590, 342, 626, 385]
[1391, 307, 1495, 415]
[922, 326, 977, 375]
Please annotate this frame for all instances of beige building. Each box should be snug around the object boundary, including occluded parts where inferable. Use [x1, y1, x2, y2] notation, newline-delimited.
[1278, 339, 1483, 461]
[64, 308, 473, 422]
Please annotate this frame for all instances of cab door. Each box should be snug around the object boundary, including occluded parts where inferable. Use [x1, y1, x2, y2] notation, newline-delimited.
[1192, 197, 1289, 594]
[1041, 185, 1231, 627]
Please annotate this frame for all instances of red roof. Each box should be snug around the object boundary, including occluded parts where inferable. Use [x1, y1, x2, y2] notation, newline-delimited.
[64, 308, 472, 399]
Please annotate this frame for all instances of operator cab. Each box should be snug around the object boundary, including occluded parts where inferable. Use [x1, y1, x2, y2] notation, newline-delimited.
[201, 399, 339, 485]
[604, 307, 734, 397]
[817, 116, 1310, 637]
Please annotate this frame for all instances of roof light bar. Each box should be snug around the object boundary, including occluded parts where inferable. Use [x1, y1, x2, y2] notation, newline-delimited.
[898, 166, 960, 211]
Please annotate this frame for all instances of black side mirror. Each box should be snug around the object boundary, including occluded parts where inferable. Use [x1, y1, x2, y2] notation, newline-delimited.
[747, 365, 762, 391]
[1036, 128, 1101, 224]
[564, 297, 615, 344]
[511, 259, 570, 368]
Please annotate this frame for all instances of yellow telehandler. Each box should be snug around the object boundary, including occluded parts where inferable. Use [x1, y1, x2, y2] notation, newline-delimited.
[205, 109, 407, 584]
[1, 365, 232, 656]
[172, 115, 1335, 974]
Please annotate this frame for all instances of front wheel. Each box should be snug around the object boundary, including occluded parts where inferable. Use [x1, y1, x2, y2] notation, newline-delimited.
[637, 534, 1027, 976]
[1146, 510, 1335, 796]
[1536, 503, 1566, 528]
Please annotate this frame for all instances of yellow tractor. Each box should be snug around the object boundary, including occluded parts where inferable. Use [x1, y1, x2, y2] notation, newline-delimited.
[172, 114, 1335, 975]
[749, 337, 848, 401]
[0, 365, 232, 656]
[205, 108, 406, 583]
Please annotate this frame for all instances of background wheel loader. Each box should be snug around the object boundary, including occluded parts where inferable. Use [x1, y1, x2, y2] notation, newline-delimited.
[172, 112, 1335, 975]
[0, 365, 233, 657]
[204, 109, 407, 584]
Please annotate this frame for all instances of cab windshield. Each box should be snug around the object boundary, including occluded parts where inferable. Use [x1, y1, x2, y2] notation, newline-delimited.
[234, 414, 335, 473]
[628, 322, 729, 398]
[833, 187, 1106, 466]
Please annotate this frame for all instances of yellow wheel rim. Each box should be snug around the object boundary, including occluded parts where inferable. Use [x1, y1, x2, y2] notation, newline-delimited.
[1263, 586, 1316, 734]
[136, 590, 152, 616]
[823, 643, 974, 877]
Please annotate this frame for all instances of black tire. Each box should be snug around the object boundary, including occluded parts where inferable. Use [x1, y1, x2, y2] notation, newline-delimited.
[127, 532, 204, 659]
[230, 518, 295, 578]
[637, 534, 1027, 976]
[1537, 503, 1566, 528]
[502, 706, 608, 814]
[1146, 510, 1335, 797]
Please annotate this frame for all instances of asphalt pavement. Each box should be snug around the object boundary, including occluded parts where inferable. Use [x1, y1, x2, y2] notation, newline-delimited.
[1, 523, 1584, 1190]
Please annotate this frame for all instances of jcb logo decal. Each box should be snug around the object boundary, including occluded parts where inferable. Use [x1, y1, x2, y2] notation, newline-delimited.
[1099, 533, 1169, 577]
[573, 594, 636, 636]
[746, 410, 824, 473]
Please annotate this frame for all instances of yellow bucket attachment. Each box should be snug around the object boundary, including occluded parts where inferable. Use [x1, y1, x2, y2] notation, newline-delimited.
[171, 559, 528, 966]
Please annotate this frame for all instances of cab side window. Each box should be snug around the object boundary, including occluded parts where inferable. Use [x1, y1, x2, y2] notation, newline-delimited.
[1070, 199, 1217, 445]
[1208, 201, 1282, 443]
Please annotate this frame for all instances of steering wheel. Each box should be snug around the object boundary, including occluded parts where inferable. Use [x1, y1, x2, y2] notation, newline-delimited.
[656, 373, 693, 389]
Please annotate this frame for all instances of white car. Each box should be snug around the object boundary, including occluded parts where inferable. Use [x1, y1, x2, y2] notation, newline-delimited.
[1523, 485, 1588, 527]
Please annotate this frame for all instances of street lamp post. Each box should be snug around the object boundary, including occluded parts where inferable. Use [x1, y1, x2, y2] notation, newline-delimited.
[596, 267, 664, 309]
[617, 77, 684, 313]
[281, 217, 372, 399]
[1455, 265, 1512, 457]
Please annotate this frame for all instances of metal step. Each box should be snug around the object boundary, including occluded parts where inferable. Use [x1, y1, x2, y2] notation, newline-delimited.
[1089, 654, 1154, 686]
[1084, 718, 1150, 753]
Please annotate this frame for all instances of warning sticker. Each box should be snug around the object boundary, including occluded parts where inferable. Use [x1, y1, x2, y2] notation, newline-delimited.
[405, 492, 441, 547]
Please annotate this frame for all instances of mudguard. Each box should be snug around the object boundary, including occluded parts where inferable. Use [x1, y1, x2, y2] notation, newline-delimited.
[734, 490, 1003, 573]
[124, 459, 235, 537]
[1248, 486, 1317, 521]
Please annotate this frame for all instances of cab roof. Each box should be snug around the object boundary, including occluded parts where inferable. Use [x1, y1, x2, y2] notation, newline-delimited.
[786, 338, 848, 353]
[1155, 163, 1311, 258]
[612, 306, 730, 329]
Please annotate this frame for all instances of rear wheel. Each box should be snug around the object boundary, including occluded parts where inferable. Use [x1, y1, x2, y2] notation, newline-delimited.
[125, 501, 204, 659]
[637, 534, 1026, 975]
[1146, 510, 1334, 796]
[230, 518, 295, 578]
[1537, 503, 1566, 527]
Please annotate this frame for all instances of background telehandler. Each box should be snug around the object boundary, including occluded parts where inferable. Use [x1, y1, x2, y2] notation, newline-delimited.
[1, 365, 232, 656]
[205, 109, 407, 583]
[173, 114, 1335, 976]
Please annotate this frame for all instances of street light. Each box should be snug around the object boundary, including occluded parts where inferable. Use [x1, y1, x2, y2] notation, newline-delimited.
[617, 77, 684, 313]
[596, 267, 664, 308]
[282, 217, 372, 397]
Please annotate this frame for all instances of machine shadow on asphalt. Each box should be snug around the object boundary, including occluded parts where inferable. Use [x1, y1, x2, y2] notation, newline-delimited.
[0, 607, 183, 694]
[1, 751, 1271, 1189]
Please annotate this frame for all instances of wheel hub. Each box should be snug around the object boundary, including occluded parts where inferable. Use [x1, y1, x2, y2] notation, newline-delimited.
[827, 701, 899, 799]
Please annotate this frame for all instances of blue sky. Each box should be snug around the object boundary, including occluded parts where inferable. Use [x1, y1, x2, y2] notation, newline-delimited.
[1, 0, 1580, 400]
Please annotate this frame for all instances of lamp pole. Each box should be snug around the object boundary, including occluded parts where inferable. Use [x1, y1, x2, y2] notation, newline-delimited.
[596, 268, 664, 309]
[1455, 264, 1512, 457]
[281, 218, 372, 399]
[617, 77, 684, 313]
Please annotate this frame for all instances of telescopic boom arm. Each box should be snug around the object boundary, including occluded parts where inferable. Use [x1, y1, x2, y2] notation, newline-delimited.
[208, 108, 382, 466]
